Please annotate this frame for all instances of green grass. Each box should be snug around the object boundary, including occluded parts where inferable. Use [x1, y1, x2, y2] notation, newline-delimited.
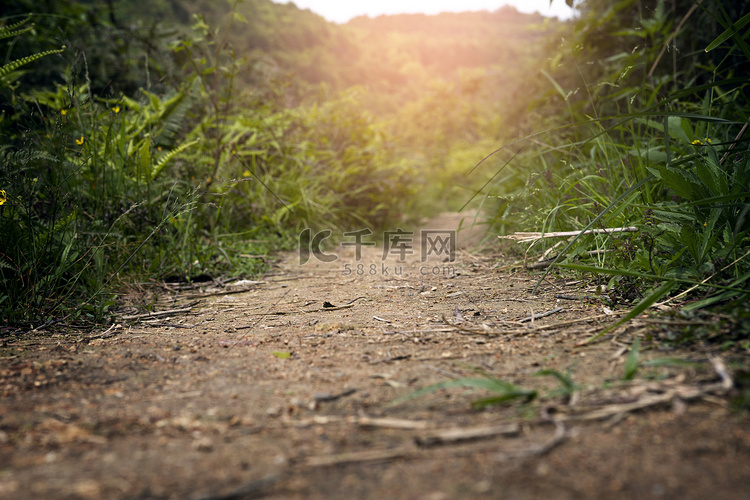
[477, 0, 750, 345]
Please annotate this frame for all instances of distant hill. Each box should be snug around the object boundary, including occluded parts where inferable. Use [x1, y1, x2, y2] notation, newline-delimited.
[111, 0, 558, 98]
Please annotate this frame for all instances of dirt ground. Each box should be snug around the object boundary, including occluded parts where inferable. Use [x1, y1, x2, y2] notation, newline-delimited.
[1, 213, 750, 499]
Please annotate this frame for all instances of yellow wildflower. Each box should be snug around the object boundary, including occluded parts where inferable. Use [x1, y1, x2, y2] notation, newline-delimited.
[691, 139, 703, 145]
[0, 190, 6, 206]
[61, 109, 68, 116]
[76, 136, 85, 145]
[112, 105, 120, 113]
[243, 170, 251, 177]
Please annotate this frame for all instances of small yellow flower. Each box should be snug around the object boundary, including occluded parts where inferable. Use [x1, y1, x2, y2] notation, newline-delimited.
[704, 222, 708, 227]
[0, 190, 7, 206]
[157, 146, 162, 151]
[76, 136, 85, 145]
[112, 105, 120, 113]
[691, 139, 703, 145]
[61, 109, 68, 116]
[242, 170, 251, 177]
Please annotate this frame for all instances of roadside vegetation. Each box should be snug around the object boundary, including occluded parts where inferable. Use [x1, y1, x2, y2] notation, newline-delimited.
[0, 0, 549, 327]
[1, 0, 748, 353]
[480, 0, 750, 346]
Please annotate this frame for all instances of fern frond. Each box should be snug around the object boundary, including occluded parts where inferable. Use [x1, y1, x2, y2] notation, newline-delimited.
[0, 47, 66, 81]
[0, 17, 33, 40]
[0, 256, 15, 272]
[154, 92, 197, 147]
[151, 139, 199, 179]
[1, 148, 60, 166]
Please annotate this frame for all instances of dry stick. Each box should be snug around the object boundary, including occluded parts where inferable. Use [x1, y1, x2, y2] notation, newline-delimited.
[562, 391, 676, 421]
[520, 307, 563, 323]
[120, 306, 195, 321]
[710, 356, 733, 390]
[443, 311, 620, 338]
[499, 226, 639, 243]
[383, 327, 457, 335]
[356, 417, 429, 430]
[176, 287, 265, 300]
[305, 446, 418, 467]
[416, 423, 520, 447]
[720, 122, 748, 165]
[88, 323, 120, 339]
[305, 423, 568, 468]
[559, 382, 727, 422]
[647, 1, 702, 78]
[493, 421, 568, 463]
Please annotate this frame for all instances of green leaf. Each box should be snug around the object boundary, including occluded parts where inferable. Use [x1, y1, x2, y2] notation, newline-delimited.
[272, 351, 291, 359]
[623, 336, 641, 381]
[558, 263, 749, 295]
[233, 12, 249, 24]
[387, 377, 536, 408]
[667, 116, 692, 144]
[642, 358, 703, 368]
[534, 369, 577, 394]
[541, 69, 569, 101]
[705, 11, 750, 52]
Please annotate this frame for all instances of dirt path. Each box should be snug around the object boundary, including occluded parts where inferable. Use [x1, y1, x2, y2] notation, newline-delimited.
[1, 214, 749, 499]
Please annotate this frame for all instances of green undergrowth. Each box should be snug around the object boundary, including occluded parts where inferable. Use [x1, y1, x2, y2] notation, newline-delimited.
[478, 0, 750, 345]
[0, 4, 429, 328]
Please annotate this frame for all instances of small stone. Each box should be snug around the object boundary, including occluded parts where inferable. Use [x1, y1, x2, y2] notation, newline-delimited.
[192, 437, 214, 452]
[266, 405, 282, 417]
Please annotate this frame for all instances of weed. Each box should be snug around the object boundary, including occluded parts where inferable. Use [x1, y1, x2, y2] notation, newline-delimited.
[387, 376, 537, 411]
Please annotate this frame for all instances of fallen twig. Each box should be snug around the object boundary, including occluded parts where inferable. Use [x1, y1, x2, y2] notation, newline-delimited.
[499, 227, 639, 243]
[356, 417, 429, 430]
[416, 423, 520, 447]
[520, 307, 563, 323]
[120, 306, 195, 321]
[305, 446, 417, 467]
[710, 356, 733, 390]
[557, 382, 728, 422]
[383, 327, 457, 335]
[314, 388, 358, 402]
[493, 421, 569, 462]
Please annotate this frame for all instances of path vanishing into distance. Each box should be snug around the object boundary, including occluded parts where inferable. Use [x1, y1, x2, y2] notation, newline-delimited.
[1, 213, 749, 499]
